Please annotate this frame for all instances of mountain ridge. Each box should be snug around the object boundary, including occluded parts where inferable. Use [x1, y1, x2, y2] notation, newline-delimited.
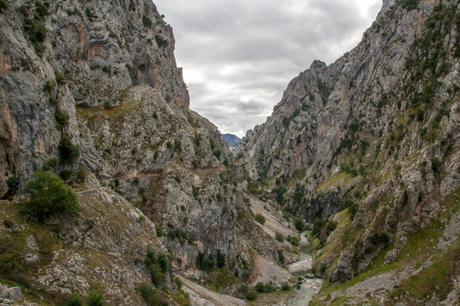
[239, 0, 460, 304]
[221, 133, 242, 148]
[0, 0, 285, 304]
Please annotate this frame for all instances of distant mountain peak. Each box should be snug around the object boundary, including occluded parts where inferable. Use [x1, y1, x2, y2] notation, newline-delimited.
[221, 133, 242, 148]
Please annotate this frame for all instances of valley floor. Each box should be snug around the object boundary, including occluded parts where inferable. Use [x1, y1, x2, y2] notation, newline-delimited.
[178, 193, 324, 306]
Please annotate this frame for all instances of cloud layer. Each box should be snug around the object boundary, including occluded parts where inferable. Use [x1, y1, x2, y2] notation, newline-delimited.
[155, 0, 382, 137]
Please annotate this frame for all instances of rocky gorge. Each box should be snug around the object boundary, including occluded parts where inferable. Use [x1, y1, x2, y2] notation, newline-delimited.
[0, 0, 459, 305]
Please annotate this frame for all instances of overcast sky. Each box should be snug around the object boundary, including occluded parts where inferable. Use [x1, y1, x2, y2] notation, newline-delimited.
[155, 0, 382, 137]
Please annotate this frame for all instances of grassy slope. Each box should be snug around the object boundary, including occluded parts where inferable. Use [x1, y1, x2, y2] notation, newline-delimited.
[311, 188, 460, 305]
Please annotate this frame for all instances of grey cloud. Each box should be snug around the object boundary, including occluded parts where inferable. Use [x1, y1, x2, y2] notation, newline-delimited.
[155, 0, 381, 137]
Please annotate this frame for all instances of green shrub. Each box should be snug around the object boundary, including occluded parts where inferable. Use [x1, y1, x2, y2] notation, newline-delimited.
[76, 165, 88, 183]
[55, 73, 65, 85]
[128, 0, 136, 11]
[65, 293, 83, 306]
[174, 139, 182, 153]
[216, 250, 225, 268]
[346, 200, 358, 219]
[103, 101, 114, 110]
[0, 0, 8, 12]
[42, 158, 58, 171]
[59, 170, 73, 181]
[212, 149, 222, 159]
[316, 219, 338, 245]
[275, 232, 284, 242]
[85, 8, 96, 21]
[281, 283, 290, 291]
[138, 283, 164, 306]
[167, 227, 189, 244]
[359, 140, 370, 155]
[255, 282, 265, 293]
[86, 290, 105, 306]
[171, 289, 190, 306]
[317, 79, 331, 105]
[43, 80, 55, 95]
[155, 35, 168, 48]
[368, 232, 390, 248]
[22, 2, 49, 55]
[287, 235, 300, 246]
[145, 248, 169, 287]
[102, 65, 111, 75]
[59, 134, 80, 164]
[143, 15, 152, 28]
[156, 227, 164, 237]
[35, 1, 49, 18]
[0, 236, 27, 282]
[420, 80, 439, 103]
[197, 253, 215, 271]
[398, 0, 420, 10]
[294, 219, 305, 232]
[4, 176, 19, 198]
[3, 219, 14, 228]
[243, 287, 257, 301]
[55, 110, 70, 128]
[255, 214, 265, 225]
[312, 218, 323, 237]
[325, 220, 337, 234]
[274, 187, 286, 205]
[255, 282, 274, 293]
[431, 157, 442, 177]
[349, 120, 360, 133]
[22, 171, 79, 222]
[158, 253, 169, 273]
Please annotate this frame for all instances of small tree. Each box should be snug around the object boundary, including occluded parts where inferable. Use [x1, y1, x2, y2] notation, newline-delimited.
[22, 171, 79, 222]
[145, 248, 169, 287]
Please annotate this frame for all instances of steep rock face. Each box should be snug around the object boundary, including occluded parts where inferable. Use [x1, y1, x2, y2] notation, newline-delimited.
[0, 0, 279, 303]
[0, 0, 189, 196]
[241, 0, 459, 303]
[77, 85, 277, 274]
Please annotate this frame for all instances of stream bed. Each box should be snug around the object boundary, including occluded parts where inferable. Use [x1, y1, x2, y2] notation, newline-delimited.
[275, 253, 322, 305]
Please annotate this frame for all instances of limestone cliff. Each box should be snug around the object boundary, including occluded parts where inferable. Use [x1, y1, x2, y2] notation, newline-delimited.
[240, 0, 460, 304]
[0, 0, 279, 304]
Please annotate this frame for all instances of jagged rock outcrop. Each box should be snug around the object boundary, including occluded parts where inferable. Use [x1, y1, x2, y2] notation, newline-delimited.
[240, 0, 460, 304]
